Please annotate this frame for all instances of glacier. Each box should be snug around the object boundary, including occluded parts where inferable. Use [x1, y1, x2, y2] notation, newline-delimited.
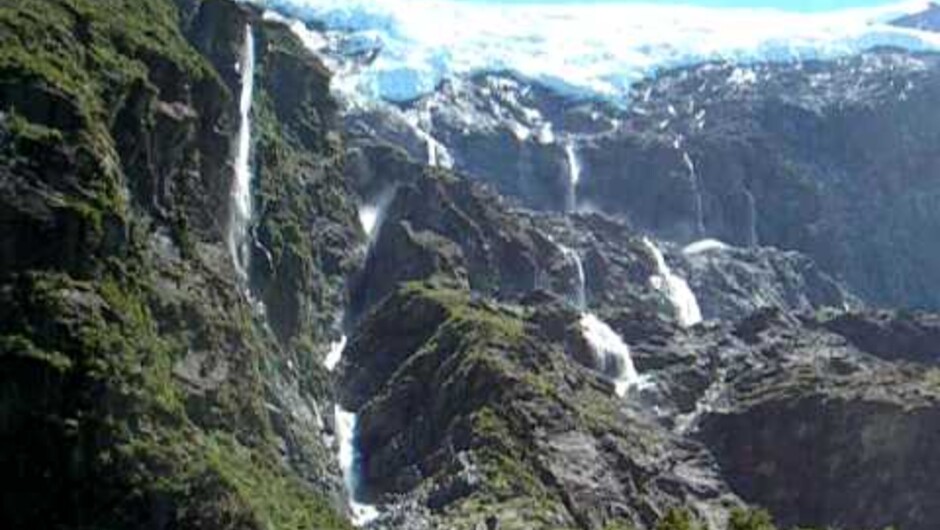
[247, 0, 940, 105]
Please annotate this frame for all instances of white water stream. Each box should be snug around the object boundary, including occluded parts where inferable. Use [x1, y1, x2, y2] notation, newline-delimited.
[228, 25, 256, 281]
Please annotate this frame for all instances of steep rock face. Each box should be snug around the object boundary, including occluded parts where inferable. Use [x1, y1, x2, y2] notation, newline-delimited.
[0, 0, 354, 527]
[816, 310, 940, 364]
[581, 51, 940, 311]
[382, 50, 940, 312]
[635, 308, 940, 530]
[250, 19, 360, 347]
[351, 168, 578, 318]
[349, 153, 860, 329]
[701, 386, 940, 530]
[679, 243, 859, 322]
[339, 283, 740, 530]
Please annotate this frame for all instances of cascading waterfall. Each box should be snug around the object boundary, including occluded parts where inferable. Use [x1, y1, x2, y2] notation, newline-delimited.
[681, 151, 706, 238]
[323, 329, 378, 524]
[323, 335, 347, 372]
[228, 24, 256, 281]
[324, 192, 397, 526]
[335, 404, 381, 525]
[673, 367, 728, 434]
[559, 244, 639, 397]
[407, 109, 454, 169]
[564, 141, 581, 213]
[643, 237, 702, 327]
[579, 313, 640, 397]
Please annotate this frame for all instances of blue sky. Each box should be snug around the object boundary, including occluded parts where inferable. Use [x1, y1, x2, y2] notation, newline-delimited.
[458, 0, 898, 12]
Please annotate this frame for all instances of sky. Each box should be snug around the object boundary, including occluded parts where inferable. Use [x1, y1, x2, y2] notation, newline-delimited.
[457, 0, 900, 12]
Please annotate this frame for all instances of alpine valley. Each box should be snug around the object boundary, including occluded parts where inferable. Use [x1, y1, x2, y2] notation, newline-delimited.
[3, 1, 940, 530]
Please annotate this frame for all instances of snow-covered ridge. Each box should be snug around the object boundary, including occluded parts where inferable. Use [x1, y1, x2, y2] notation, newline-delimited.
[250, 0, 939, 104]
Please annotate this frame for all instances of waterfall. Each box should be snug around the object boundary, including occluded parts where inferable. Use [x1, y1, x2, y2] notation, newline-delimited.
[743, 188, 759, 247]
[406, 108, 454, 169]
[328, 335, 379, 525]
[228, 24, 256, 281]
[564, 141, 581, 212]
[558, 243, 639, 396]
[324, 199, 390, 525]
[643, 237, 702, 327]
[334, 404, 380, 526]
[559, 243, 586, 310]
[681, 151, 706, 238]
[579, 314, 640, 397]
[358, 206, 380, 239]
[358, 188, 397, 242]
[422, 131, 453, 169]
[324, 335, 347, 371]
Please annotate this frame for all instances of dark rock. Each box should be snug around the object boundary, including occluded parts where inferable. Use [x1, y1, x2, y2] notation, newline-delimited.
[0, 1, 353, 528]
[817, 310, 940, 364]
[891, 3, 940, 32]
[342, 283, 741, 529]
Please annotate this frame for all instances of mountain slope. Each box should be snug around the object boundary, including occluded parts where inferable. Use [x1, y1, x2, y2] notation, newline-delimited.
[0, 0, 355, 527]
[3, 1, 940, 530]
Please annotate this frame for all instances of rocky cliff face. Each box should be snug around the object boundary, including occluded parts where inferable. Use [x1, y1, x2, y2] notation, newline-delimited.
[4, 1, 940, 530]
[371, 50, 940, 313]
[0, 0, 355, 527]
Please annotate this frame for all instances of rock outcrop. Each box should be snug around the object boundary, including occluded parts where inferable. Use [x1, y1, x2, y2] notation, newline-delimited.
[339, 283, 740, 530]
[0, 0, 356, 527]
[375, 50, 940, 313]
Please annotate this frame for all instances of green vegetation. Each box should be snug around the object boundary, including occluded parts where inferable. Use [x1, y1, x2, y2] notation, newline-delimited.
[642, 508, 896, 530]
[0, 0, 349, 528]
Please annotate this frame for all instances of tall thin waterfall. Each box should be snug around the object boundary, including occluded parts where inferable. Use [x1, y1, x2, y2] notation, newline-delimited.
[324, 336, 379, 524]
[229, 25, 256, 281]
[559, 244, 639, 396]
[323, 198, 394, 526]
[564, 141, 581, 213]
[681, 151, 706, 238]
[643, 237, 702, 327]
